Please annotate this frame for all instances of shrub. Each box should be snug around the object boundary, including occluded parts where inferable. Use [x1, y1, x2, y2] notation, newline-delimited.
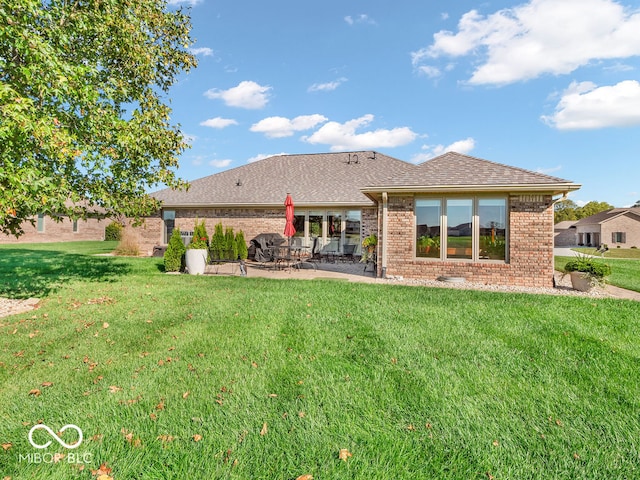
[235, 230, 248, 260]
[188, 220, 209, 249]
[225, 227, 237, 260]
[564, 256, 611, 278]
[210, 223, 225, 260]
[114, 229, 140, 256]
[164, 228, 186, 272]
[105, 222, 123, 241]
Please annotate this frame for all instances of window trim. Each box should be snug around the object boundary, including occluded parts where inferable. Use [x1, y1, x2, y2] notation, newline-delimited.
[414, 195, 508, 263]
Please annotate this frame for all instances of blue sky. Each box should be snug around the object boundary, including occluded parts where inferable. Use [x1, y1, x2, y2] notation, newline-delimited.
[165, 0, 640, 207]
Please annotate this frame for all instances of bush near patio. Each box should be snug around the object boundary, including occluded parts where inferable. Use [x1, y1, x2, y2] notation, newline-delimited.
[1, 242, 640, 479]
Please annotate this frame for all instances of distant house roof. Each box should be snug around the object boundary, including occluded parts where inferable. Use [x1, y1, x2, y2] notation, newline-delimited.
[574, 208, 640, 226]
[152, 151, 414, 207]
[152, 151, 581, 208]
[554, 220, 578, 230]
[362, 152, 580, 195]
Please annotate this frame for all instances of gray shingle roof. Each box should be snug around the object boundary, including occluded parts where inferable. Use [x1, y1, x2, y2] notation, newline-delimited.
[152, 151, 415, 207]
[574, 208, 640, 226]
[366, 152, 574, 188]
[152, 151, 579, 207]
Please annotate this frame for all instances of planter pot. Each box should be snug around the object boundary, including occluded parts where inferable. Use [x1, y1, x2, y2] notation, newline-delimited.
[569, 271, 594, 292]
[185, 249, 208, 275]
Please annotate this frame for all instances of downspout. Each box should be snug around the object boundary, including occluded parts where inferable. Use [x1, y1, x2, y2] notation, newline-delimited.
[381, 192, 388, 278]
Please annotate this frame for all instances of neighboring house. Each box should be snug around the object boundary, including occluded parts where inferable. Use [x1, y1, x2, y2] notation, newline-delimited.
[554, 220, 578, 247]
[0, 213, 107, 244]
[131, 151, 580, 287]
[573, 208, 640, 248]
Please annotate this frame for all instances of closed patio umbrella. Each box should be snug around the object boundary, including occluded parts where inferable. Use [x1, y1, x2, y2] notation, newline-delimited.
[284, 193, 296, 241]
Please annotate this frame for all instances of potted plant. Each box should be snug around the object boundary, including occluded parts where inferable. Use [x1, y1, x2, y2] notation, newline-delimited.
[361, 234, 377, 263]
[185, 220, 209, 275]
[563, 254, 611, 291]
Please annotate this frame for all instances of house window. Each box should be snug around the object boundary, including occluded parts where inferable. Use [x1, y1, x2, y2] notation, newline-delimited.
[292, 210, 361, 255]
[415, 197, 507, 261]
[37, 214, 45, 233]
[415, 199, 441, 258]
[612, 232, 626, 244]
[72, 219, 79, 233]
[162, 210, 175, 243]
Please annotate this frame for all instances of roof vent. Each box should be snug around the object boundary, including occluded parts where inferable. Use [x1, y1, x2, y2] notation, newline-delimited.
[347, 153, 359, 165]
[235, 179, 243, 186]
[368, 152, 376, 160]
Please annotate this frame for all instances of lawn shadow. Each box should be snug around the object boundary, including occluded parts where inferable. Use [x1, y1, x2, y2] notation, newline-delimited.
[0, 248, 131, 299]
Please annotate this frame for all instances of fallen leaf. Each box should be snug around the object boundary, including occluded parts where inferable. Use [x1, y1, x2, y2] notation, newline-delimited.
[338, 448, 352, 461]
[41, 381, 53, 388]
[92, 463, 113, 475]
[157, 434, 174, 442]
[298, 411, 306, 418]
[260, 422, 268, 436]
[108, 385, 122, 394]
[52, 452, 65, 463]
[1, 443, 12, 451]
[407, 424, 416, 431]
[182, 391, 190, 399]
[102, 322, 109, 329]
[492, 440, 499, 447]
[192, 434, 202, 442]
[155, 400, 165, 410]
[149, 413, 157, 421]
[28, 389, 41, 396]
[96, 475, 113, 480]
[296, 476, 314, 480]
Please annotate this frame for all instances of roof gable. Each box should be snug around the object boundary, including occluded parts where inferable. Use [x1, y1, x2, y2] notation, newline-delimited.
[368, 152, 574, 188]
[574, 208, 640, 226]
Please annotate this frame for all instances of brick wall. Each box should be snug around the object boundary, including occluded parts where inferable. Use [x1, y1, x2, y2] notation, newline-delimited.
[381, 194, 556, 287]
[0, 216, 106, 244]
[601, 213, 640, 248]
[128, 208, 292, 256]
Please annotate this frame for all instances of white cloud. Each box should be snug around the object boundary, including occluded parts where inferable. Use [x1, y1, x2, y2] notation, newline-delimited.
[411, 137, 476, 163]
[542, 80, 640, 129]
[189, 47, 214, 57]
[344, 14, 377, 26]
[417, 66, 441, 79]
[250, 115, 328, 138]
[209, 159, 233, 168]
[308, 78, 348, 92]
[247, 152, 288, 163]
[302, 114, 417, 151]
[413, 0, 640, 85]
[204, 81, 272, 109]
[200, 117, 239, 129]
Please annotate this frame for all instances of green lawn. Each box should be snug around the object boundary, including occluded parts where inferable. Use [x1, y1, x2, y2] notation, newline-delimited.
[555, 253, 640, 293]
[1, 242, 640, 479]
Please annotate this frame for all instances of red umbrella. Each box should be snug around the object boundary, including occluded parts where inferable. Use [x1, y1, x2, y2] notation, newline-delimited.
[284, 193, 296, 239]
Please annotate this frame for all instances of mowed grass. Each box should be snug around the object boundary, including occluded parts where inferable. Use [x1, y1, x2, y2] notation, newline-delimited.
[555, 253, 640, 293]
[1, 243, 640, 479]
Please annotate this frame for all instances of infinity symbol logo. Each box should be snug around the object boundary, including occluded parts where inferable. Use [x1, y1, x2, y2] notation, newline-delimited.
[28, 424, 83, 449]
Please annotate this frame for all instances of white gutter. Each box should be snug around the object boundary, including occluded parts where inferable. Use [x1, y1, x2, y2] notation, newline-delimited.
[362, 183, 581, 195]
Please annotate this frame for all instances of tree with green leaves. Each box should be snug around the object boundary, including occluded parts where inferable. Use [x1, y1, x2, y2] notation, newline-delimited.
[1, 0, 196, 236]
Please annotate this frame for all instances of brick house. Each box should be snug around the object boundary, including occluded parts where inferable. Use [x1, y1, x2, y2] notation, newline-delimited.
[0, 214, 107, 244]
[133, 151, 580, 287]
[573, 208, 640, 248]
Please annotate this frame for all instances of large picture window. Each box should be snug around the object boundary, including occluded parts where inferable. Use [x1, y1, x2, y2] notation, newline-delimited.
[416, 197, 507, 261]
